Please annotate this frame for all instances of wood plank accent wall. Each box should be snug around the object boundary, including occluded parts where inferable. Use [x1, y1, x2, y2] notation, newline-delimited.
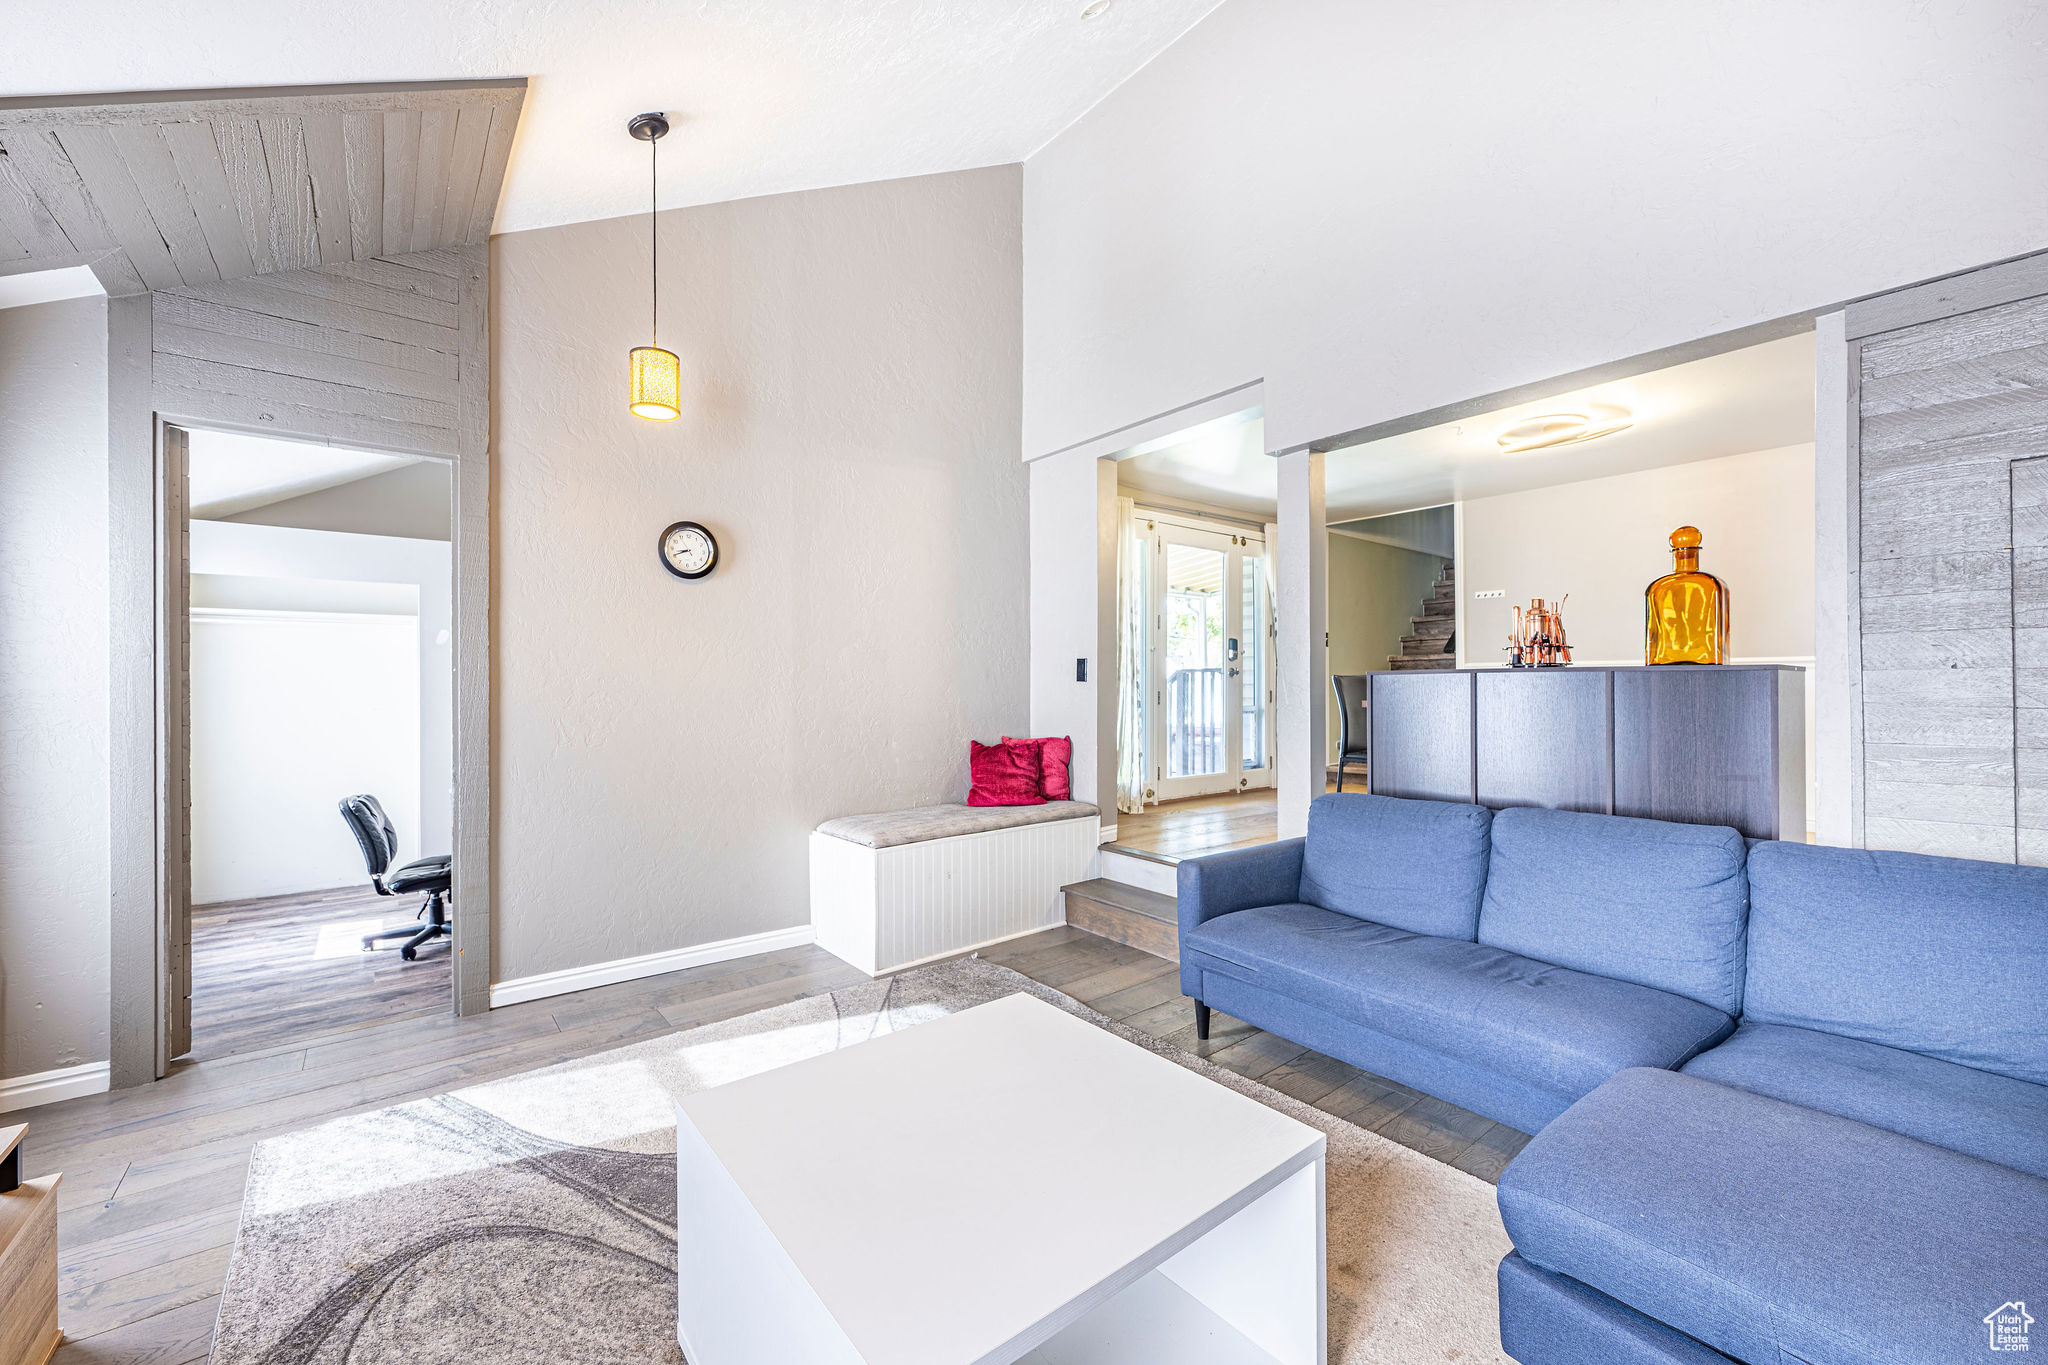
[2018, 456, 2048, 865]
[140, 243, 494, 1024]
[1854, 288, 2048, 863]
[0, 81, 523, 296]
[151, 248, 466, 456]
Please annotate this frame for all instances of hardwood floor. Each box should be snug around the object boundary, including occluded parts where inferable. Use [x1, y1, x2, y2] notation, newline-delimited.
[190, 886, 453, 1061]
[1107, 779, 1346, 862]
[28, 926, 1527, 1364]
[1109, 788, 1279, 861]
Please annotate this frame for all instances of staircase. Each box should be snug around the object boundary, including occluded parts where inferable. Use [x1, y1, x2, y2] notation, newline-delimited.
[1061, 876, 1178, 961]
[1388, 562, 1457, 671]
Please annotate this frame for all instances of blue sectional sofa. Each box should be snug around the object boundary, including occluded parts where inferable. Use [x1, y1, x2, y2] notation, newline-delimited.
[1178, 793, 2048, 1365]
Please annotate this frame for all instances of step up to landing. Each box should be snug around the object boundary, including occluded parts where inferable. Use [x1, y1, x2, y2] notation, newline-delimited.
[1062, 877, 1177, 963]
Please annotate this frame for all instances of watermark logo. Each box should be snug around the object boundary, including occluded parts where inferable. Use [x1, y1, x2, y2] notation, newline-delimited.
[1986, 1302, 2034, 1352]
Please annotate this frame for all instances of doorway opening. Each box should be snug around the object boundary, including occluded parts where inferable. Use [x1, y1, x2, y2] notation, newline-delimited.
[1106, 408, 1287, 866]
[182, 427, 455, 1059]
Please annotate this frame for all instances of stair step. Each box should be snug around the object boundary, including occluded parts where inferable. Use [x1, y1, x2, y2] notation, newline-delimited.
[1387, 655, 1458, 671]
[1421, 597, 1455, 618]
[1062, 878, 1177, 961]
[1401, 637, 1454, 657]
[1408, 614, 1455, 637]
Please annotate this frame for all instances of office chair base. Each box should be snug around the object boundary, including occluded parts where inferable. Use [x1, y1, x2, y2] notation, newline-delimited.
[362, 892, 450, 960]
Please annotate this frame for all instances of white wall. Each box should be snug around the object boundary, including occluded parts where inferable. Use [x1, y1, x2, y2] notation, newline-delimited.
[1029, 449, 1110, 822]
[224, 460, 452, 542]
[1023, 0, 2048, 459]
[0, 295, 110, 1084]
[1021, 1, 2046, 834]
[1458, 446, 1816, 667]
[492, 166, 1027, 984]
[189, 609, 420, 902]
[189, 521, 454, 869]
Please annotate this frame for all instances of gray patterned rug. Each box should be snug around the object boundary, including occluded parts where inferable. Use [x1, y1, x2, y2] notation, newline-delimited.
[208, 958, 1512, 1363]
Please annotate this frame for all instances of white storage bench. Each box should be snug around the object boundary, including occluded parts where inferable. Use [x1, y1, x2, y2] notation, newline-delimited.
[810, 801, 1100, 976]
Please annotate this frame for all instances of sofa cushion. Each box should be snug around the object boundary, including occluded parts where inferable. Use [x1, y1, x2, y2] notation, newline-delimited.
[1499, 1067, 2048, 1365]
[1298, 794, 1493, 939]
[1681, 1021, 2048, 1178]
[1476, 808, 1749, 1013]
[1182, 903, 1733, 1103]
[1745, 840, 2048, 1085]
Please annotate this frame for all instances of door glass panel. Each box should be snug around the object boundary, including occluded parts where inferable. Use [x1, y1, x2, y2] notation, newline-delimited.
[1164, 542, 1226, 778]
[1241, 555, 1268, 770]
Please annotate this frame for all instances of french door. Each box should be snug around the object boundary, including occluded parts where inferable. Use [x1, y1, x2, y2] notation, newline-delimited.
[1147, 521, 1275, 802]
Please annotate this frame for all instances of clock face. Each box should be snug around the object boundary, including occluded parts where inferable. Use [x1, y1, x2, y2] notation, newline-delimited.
[659, 521, 718, 579]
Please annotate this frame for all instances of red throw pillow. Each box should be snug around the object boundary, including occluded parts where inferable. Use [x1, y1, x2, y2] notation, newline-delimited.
[968, 740, 1047, 807]
[1002, 734, 1073, 801]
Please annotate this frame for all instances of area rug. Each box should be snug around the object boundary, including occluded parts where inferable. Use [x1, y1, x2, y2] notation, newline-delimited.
[209, 958, 1513, 1363]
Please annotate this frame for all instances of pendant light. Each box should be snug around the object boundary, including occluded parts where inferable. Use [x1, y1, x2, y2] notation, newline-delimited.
[627, 112, 680, 421]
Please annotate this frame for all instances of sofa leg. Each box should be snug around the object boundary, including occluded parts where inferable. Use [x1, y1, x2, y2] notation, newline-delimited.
[1194, 1002, 1211, 1041]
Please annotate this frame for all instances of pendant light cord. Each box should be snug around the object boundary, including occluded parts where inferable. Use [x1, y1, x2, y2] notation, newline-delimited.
[650, 132, 658, 348]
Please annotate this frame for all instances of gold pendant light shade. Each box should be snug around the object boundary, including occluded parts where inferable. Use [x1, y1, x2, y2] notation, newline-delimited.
[630, 345, 680, 420]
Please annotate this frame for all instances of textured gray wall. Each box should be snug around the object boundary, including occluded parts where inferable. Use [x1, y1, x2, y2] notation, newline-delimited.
[490, 165, 1027, 983]
[0, 296, 111, 1080]
[1326, 533, 1446, 762]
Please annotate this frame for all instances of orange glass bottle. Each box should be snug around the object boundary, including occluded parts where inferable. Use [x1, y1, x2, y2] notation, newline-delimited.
[1645, 526, 1729, 665]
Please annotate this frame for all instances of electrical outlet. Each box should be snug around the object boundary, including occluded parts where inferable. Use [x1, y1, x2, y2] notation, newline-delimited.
[1473, 589, 1505, 599]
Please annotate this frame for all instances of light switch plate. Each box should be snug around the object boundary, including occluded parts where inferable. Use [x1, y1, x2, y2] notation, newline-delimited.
[1473, 589, 1505, 599]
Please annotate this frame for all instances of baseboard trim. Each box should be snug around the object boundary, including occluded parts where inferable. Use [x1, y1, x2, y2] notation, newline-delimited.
[0, 1060, 111, 1113]
[489, 924, 817, 1008]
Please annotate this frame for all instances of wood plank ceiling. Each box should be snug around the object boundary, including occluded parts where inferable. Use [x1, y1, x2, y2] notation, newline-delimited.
[0, 80, 525, 296]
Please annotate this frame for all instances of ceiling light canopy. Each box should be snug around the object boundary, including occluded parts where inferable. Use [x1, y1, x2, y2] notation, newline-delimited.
[1495, 408, 1633, 455]
[628, 112, 681, 422]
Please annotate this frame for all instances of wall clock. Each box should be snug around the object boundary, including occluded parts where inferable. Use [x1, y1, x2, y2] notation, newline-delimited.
[658, 521, 719, 580]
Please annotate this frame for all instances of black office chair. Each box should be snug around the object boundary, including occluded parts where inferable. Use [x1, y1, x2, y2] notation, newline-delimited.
[1332, 674, 1370, 792]
[339, 794, 452, 960]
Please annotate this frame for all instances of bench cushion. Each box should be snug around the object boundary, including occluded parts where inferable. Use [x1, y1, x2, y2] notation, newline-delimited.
[1182, 903, 1732, 1104]
[815, 801, 1099, 849]
[1478, 808, 1749, 1014]
[1744, 840, 2048, 1085]
[1499, 1067, 2048, 1365]
[1681, 1021, 2048, 1178]
[1298, 793, 1493, 938]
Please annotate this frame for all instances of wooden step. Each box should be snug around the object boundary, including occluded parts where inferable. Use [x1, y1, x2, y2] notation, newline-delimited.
[1386, 655, 1458, 671]
[1401, 636, 1454, 657]
[1421, 596, 1455, 617]
[1408, 613, 1455, 637]
[1062, 878, 1177, 962]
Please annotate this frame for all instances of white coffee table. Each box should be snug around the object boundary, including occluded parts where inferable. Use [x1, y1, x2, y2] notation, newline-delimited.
[675, 992, 1327, 1365]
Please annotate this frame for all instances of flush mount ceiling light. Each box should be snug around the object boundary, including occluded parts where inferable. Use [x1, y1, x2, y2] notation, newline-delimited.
[628, 111, 680, 421]
[1495, 408, 1633, 455]
[1081, 0, 1114, 17]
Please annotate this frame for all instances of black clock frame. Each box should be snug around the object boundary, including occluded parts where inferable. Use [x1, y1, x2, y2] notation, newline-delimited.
[658, 520, 719, 580]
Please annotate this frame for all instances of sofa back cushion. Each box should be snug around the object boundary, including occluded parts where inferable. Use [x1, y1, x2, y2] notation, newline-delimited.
[1298, 794, 1492, 939]
[1477, 808, 1749, 1013]
[1745, 841, 2048, 1086]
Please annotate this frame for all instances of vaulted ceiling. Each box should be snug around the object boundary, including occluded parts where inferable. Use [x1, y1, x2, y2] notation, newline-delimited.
[4, 0, 1223, 235]
[0, 81, 524, 295]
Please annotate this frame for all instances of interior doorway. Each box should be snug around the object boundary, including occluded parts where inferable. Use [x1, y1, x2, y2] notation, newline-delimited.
[179, 426, 456, 1058]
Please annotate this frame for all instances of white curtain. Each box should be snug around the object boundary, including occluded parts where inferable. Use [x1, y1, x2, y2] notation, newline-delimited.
[1114, 497, 1148, 815]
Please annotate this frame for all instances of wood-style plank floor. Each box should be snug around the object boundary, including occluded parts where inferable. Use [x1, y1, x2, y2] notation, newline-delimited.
[190, 886, 453, 1061]
[1108, 779, 1346, 862]
[29, 926, 1526, 1364]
